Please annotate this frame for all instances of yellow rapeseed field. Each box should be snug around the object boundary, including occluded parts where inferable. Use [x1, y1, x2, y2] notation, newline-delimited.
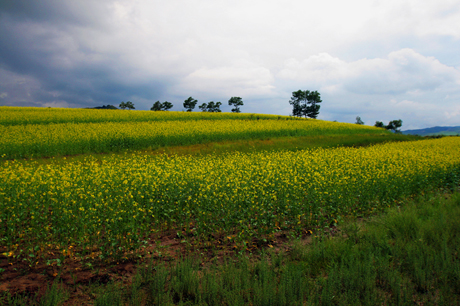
[1, 136, 459, 262]
[0, 106, 294, 125]
[0, 108, 385, 158]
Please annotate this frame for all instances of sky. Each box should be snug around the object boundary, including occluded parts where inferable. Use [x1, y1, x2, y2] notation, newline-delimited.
[0, 0, 459, 129]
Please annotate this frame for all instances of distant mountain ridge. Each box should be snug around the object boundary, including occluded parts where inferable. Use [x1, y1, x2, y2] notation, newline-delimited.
[403, 126, 460, 136]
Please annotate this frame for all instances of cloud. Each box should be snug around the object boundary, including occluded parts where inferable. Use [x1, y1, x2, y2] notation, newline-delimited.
[178, 61, 275, 98]
[346, 49, 460, 95]
[0, 68, 42, 106]
[445, 106, 460, 119]
[365, 0, 460, 39]
[42, 101, 70, 108]
[1, 1, 460, 128]
[278, 54, 348, 84]
[278, 49, 460, 95]
[0, 0, 113, 28]
[277, 49, 460, 129]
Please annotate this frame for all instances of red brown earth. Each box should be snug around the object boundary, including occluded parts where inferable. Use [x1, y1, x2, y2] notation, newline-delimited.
[0, 226, 335, 305]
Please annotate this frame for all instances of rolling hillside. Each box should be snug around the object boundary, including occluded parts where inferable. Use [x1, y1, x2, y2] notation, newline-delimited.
[1, 107, 460, 305]
[403, 126, 460, 136]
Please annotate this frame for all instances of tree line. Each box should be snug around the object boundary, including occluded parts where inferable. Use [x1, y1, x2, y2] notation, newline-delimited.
[114, 90, 322, 117]
[355, 116, 403, 133]
[114, 97, 244, 113]
[110, 90, 323, 118]
[102, 93, 405, 134]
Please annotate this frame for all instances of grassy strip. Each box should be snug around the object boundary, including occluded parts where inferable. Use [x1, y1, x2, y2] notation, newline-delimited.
[32, 133, 418, 164]
[0, 119, 388, 159]
[153, 133, 419, 157]
[127, 190, 460, 306]
[3, 189, 459, 305]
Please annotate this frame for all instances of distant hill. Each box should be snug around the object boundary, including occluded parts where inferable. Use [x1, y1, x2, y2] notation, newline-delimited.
[402, 126, 460, 136]
[92, 105, 118, 109]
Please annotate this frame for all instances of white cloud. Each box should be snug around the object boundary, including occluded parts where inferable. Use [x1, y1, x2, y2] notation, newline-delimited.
[364, 0, 460, 39]
[42, 101, 70, 108]
[276, 48, 460, 129]
[445, 106, 460, 119]
[0, 92, 7, 99]
[278, 49, 460, 95]
[177, 61, 275, 98]
[2, 0, 460, 128]
[279, 54, 348, 83]
[346, 49, 460, 94]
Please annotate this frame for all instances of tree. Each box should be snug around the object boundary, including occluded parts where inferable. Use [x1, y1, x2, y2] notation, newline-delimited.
[374, 121, 385, 128]
[183, 97, 198, 112]
[228, 97, 243, 113]
[386, 119, 403, 133]
[199, 101, 223, 112]
[289, 90, 305, 118]
[119, 101, 135, 110]
[150, 101, 163, 111]
[355, 116, 364, 125]
[161, 101, 173, 111]
[151, 101, 174, 111]
[207, 101, 222, 112]
[305, 91, 321, 119]
[207, 101, 216, 112]
[374, 119, 403, 133]
[199, 103, 208, 112]
[289, 90, 321, 119]
[94, 105, 117, 109]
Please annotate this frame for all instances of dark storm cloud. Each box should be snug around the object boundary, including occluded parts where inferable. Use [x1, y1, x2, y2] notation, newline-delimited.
[1, 0, 460, 128]
[0, 0, 111, 27]
[0, 0, 168, 108]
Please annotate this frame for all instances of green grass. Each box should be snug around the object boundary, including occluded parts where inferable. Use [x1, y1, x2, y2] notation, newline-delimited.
[154, 133, 418, 157]
[86, 189, 460, 305]
[27, 132, 417, 164]
[428, 132, 460, 136]
[1, 280, 69, 306]
[4, 189, 459, 305]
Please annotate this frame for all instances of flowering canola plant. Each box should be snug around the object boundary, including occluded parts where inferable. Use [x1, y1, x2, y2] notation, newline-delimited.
[0, 117, 384, 159]
[0, 106, 304, 125]
[1, 137, 459, 262]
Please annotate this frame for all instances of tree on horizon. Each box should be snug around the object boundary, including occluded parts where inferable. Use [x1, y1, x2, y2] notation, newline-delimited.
[151, 101, 173, 111]
[228, 97, 243, 113]
[355, 116, 364, 125]
[374, 119, 403, 133]
[183, 97, 198, 112]
[119, 101, 135, 110]
[289, 90, 321, 119]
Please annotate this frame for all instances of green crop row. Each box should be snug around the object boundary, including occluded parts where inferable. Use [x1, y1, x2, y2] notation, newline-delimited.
[0, 119, 387, 159]
[1, 137, 459, 264]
